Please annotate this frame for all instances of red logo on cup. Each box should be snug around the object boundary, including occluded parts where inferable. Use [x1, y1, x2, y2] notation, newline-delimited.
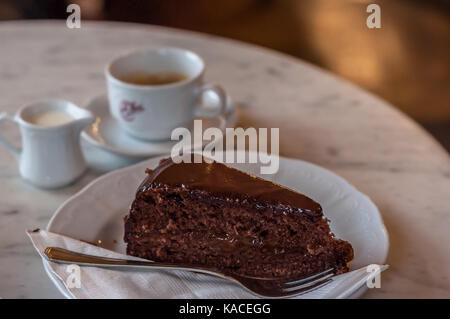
[120, 100, 144, 122]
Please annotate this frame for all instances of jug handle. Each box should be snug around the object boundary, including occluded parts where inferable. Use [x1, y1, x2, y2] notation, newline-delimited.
[0, 112, 21, 160]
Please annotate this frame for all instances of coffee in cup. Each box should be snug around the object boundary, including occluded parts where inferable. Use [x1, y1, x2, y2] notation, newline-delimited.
[118, 71, 188, 86]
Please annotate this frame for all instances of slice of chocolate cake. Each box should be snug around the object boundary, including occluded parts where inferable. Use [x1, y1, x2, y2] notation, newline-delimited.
[124, 158, 353, 279]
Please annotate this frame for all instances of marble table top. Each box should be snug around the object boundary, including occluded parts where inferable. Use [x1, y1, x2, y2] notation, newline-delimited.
[0, 21, 449, 299]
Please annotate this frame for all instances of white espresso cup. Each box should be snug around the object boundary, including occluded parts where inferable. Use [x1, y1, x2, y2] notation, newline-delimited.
[105, 48, 227, 140]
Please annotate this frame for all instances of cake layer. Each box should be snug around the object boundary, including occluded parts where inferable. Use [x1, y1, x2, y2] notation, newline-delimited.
[124, 158, 354, 279]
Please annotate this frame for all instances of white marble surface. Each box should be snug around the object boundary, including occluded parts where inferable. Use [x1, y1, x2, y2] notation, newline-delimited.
[0, 21, 449, 299]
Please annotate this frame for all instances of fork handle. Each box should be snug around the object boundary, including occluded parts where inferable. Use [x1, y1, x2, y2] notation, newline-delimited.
[44, 246, 225, 277]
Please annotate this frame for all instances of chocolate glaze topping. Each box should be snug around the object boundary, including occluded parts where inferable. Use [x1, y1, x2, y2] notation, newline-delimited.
[139, 158, 322, 214]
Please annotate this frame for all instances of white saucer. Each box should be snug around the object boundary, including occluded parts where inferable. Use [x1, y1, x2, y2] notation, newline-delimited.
[81, 93, 236, 158]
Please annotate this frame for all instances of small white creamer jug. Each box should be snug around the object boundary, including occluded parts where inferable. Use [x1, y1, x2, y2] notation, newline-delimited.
[0, 100, 94, 188]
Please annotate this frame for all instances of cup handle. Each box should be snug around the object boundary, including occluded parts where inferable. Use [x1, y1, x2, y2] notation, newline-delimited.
[194, 84, 227, 118]
[0, 112, 21, 160]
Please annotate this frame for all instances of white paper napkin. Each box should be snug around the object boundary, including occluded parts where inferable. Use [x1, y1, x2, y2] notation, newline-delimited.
[27, 229, 387, 299]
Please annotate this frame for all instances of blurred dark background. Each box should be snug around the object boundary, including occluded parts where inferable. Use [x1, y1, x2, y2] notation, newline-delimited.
[1, 0, 449, 151]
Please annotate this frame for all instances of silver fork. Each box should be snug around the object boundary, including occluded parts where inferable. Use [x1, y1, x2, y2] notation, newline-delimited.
[44, 246, 335, 298]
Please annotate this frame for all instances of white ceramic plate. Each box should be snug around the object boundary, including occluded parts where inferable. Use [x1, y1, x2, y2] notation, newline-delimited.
[45, 153, 389, 298]
[81, 93, 236, 157]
